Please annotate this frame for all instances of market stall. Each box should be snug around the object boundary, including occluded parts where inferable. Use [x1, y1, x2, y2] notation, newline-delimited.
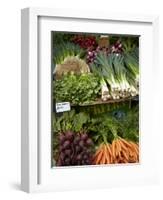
[52, 33, 139, 167]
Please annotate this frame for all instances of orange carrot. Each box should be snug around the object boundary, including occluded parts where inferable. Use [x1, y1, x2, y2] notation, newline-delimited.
[130, 142, 139, 155]
[115, 139, 121, 156]
[99, 145, 106, 164]
[112, 140, 116, 159]
[106, 144, 112, 155]
[104, 144, 110, 164]
[118, 139, 128, 151]
[95, 146, 104, 164]
[121, 150, 129, 161]
[120, 138, 133, 148]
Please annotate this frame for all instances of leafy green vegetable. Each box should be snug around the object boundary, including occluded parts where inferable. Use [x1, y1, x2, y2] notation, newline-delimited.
[52, 32, 75, 46]
[53, 42, 85, 65]
[53, 110, 90, 133]
[87, 104, 139, 144]
[88, 115, 118, 144]
[53, 73, 101, 105]
[116, 105, 139, 142]
[122, 38, 138, 53]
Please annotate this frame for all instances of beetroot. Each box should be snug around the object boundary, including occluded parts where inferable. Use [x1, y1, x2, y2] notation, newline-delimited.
[57, 131, 93, 166]
[81, 133, 88, 141]
[59, 133, 66, 144]
[65, 131, 74, 141]
[62, 140, 70, 149]
[86, 138, 93, 146]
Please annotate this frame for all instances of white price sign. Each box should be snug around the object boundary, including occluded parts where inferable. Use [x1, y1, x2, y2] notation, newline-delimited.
[56, 102, 71, 113]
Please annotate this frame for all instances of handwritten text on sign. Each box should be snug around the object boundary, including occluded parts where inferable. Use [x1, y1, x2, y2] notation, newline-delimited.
[56, 102, 71, 113]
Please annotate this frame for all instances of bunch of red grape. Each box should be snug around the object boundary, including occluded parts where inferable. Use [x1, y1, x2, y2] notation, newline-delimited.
[56, 131, 94, 166]
[71, 35, 97, 50]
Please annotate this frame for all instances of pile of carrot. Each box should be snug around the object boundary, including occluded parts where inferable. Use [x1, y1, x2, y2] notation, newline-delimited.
[93, 138, 139, 165]
[93, 143, 113, 165]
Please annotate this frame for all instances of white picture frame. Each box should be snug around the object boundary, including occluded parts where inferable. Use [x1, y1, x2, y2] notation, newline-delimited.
[21, 7, 159, 193]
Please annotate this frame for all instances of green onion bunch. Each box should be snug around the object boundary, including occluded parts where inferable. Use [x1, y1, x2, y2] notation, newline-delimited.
[90, 49, 139, 100]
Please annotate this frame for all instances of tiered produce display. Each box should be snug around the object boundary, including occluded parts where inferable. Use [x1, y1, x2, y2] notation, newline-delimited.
[52, 33, 139, 167]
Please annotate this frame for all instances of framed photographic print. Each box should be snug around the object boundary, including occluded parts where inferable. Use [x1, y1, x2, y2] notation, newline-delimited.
[21, 8, 159, 193]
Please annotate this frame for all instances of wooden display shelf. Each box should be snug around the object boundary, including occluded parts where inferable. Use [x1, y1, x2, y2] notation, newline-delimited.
[71, 95, 139, 107]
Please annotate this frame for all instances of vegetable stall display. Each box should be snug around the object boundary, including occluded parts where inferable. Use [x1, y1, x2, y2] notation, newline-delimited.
[52, 32, 139, 167]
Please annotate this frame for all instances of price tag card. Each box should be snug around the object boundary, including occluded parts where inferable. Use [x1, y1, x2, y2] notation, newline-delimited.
[56, 102, 71, 113]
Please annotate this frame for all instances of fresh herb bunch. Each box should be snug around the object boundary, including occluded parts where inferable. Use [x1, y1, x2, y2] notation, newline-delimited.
[53, 73, 101, 105]
[115, 105, 139, 142]
[88, 115, 118, 145]
[87, 105, 139, 145]
[53, 110, 90, 133]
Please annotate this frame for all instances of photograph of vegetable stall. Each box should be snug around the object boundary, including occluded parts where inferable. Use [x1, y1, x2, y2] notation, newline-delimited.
[52, 32, 139, 167]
